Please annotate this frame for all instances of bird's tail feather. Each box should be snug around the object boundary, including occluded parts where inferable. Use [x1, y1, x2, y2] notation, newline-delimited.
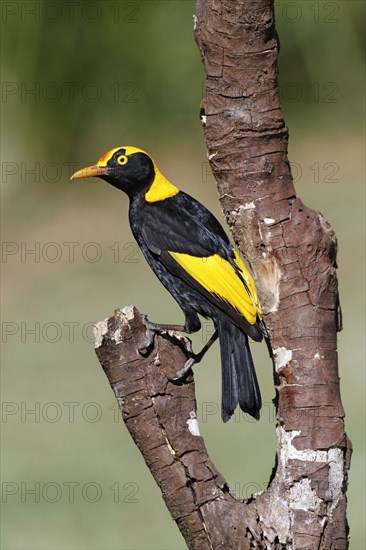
[216, 317, 262, 422]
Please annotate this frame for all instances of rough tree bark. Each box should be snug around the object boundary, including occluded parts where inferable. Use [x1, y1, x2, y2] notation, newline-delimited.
[94, 0, 351, 548]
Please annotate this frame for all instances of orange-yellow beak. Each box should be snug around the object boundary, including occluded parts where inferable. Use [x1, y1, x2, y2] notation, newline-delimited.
[70, 165, 109, 180]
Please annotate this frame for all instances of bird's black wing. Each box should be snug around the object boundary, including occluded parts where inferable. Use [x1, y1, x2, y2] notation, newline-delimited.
[141, 192, 232, 259]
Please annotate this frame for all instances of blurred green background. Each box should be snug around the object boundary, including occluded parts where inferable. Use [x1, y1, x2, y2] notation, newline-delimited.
[1, 1, 364, 548]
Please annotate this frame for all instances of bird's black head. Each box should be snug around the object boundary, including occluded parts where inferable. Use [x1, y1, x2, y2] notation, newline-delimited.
[71, 146, 159, 198]
[72, 146, 180, 203]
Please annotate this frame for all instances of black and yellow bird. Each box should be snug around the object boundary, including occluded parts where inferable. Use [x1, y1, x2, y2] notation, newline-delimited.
[71, 146, 267, 422]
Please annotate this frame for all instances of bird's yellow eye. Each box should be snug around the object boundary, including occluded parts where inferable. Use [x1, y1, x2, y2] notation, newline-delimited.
[117, 155, 128, 166]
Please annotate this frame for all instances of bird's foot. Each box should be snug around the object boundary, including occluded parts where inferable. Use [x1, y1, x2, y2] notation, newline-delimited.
[138, 315, 186, 355]
[138, 326, 156, 356]
[139, 317, 218, 382]
[169, 355, 197, 381]
[170, 329, 219, 381]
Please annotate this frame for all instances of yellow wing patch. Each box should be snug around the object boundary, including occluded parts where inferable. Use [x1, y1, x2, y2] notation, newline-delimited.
[169, 249, 262, 325]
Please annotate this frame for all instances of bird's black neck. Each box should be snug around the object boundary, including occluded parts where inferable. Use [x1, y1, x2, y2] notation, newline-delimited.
[128, 193, 146, 241]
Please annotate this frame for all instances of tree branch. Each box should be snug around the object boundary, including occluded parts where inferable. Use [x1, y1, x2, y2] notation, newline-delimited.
[95, 306, 245, 549]
[94, 0, 351, 547]
[194, 0, 351, 546]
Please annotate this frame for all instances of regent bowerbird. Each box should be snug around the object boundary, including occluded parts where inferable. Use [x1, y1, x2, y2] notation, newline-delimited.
[71, 146, 268, 422]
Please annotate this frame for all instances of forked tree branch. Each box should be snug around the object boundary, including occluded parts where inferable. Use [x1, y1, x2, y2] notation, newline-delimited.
[95, 0, 351, 548]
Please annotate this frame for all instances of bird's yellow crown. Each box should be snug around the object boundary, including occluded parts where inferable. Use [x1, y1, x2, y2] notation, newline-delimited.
[96, 146, 148, 167]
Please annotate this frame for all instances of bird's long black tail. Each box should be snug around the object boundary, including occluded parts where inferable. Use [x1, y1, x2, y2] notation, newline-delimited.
[216, 317, 262, 422]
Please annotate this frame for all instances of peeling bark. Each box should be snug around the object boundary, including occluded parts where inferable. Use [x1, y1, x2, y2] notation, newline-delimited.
[94, 0, 351, 548]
